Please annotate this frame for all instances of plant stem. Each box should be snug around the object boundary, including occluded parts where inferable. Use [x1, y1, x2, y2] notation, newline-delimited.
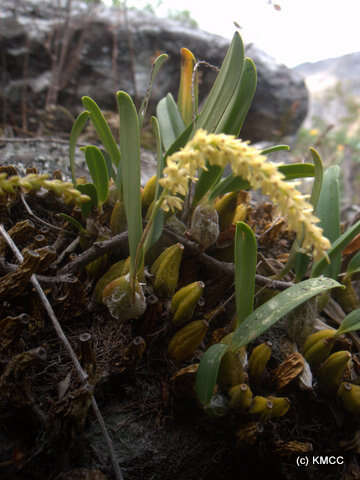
[130, 191, 167, 296]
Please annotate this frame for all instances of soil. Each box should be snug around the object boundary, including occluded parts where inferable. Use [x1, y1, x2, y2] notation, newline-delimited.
[0, 157, 360, 480]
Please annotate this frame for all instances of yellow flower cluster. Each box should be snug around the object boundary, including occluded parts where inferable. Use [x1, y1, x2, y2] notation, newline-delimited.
[0, 172, 90, 205]
[159, 129, 331, 260]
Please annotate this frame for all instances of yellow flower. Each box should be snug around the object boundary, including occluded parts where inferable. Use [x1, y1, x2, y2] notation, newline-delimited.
[0, 173, 90, 205]
[159, 129, 330, 260]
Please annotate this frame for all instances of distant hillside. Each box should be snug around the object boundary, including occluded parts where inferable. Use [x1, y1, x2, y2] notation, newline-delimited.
[294, 52, 360, 129]
[293, 52, 360, 208]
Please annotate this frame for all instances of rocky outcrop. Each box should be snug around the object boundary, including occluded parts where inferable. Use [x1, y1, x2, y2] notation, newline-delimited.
[294, 52, 360, 129]
[0, 0, 308, 142]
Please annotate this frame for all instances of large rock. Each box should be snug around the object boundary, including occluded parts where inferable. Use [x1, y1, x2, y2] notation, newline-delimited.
[0, 0, 308, 142]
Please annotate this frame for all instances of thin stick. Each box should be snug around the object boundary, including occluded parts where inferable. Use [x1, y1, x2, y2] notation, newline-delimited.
[0, 224, 124, 480]
[20, 193, 74, 234]
[164, 227, 294, 290]
[60, 231, 129, 274]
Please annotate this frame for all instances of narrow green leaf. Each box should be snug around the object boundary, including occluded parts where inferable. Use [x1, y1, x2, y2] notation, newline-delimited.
[77, 183, 98, 217]
[139, 53, 168, 128]
[234, 222, 257, 327]
[196, 31, 244, 132]
[57, 213, 86, 233]
[102, 148, 118, 182]
[346, 250, 360, 277]
[207, 164, 314, 202]
[193, 32, 245, 205]
[195, 343, 229, 406]
[312, 220, 360, 278]
[116, 91, 143, 275]
[69, 111, 89, 186]
[260, 145, 290, 155]
[81, 146, 109, 206]
[81, 96, 121, 167]
[215, 57, 257, 136]
[294, 147, 324, 281]
[278, 163, 315, 180]
[164, 121, 194, 158]
[315, 165, 341, 279]
[208, 174, 249, 202]
[337, 309, 360, 336]
[144, 116, 165, 253]
[309, 147, 324, 207]
[156, 93, 186, 151]
[231, 277, 341, 349]
[192, 164, 224, 207]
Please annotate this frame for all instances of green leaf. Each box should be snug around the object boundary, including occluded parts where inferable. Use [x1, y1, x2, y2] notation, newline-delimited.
[215, 57, 257, 136]
[294, 147, 324, 281]
[77, 183, 98, 218]
[312, 220, 360, 277]
[309, 147, 324, 207]
[144, 116, 166, 253]
[207, 164, 314, 202]
[156, 93, 186, 151]
[208, 174, 249, 202]
[193, 164, 224, 207]
[81, 146, 109, 206]
[57, 213, 86, 233]
[102, 149, 118, 182]
[196, 31, 244, 132]
[193, 32, 245, 205]
[278, 163, 315, 180]
[337, 309, 360, 336]
[314, 165, 341, 279]
[139, 53, 168, 128]
[195, 343, 229, 406]
[234, 222, 257, 327]
[116, 91, 143, 275]
[231, 277, 341, 349]
[81, 96, 121, 167]
[346, 250, 360, 277]
[69, 111, 89, 186]
[164, 121, 194, 158]
[260, 145, 290, 155]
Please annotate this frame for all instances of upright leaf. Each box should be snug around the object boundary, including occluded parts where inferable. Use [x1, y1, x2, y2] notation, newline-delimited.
[81, 145, 109, 206]
[69, 111, 90, 186]
[195, 343, 229, 406]
[215, 57, 257, 136]
[138, 53, 168, 128]
[144, 116, 166, 253]
[312, 220, 360, 278]
[196, 31, 244, 132]
[81, 96, 121, 168]
[234, 222, 257, 327]
[177, 48, 197, 126]
[116, 91, 143, 275]
[192, 165, 224, 207]
[315, 165, 341, 279]
[77, 183, 98, 218]
[156, 94, 186, 151]
[294, 147, 324, 281]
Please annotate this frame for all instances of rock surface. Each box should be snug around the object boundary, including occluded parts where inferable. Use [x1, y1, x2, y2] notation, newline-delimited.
[0, 0, 308, 142]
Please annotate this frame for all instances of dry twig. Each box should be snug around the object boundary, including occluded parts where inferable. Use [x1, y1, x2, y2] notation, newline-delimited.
[0, 223, 124, 480]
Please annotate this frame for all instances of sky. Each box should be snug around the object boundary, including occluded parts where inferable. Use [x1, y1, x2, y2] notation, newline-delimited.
[108, 0, 360, 68]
